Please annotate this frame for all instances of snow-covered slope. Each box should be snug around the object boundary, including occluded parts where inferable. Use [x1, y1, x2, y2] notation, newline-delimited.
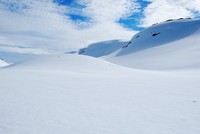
[0, 54, 200, 134]
[0, 58, 8, 67]
[6, 54, 130, 74]
[105, 18, 200, 70]
[78, 40, 127, 57]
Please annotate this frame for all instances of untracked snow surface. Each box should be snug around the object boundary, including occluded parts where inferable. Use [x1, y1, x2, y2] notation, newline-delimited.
[0, 54, 200, 134]
[0, 18, 200, 134]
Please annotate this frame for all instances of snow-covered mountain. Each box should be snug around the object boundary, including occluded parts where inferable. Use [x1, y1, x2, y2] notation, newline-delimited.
[74, 18, 200, 70]
[78, 40, 127, 57]
[103, 18, 200, 70]
[117, 18, 199, 55]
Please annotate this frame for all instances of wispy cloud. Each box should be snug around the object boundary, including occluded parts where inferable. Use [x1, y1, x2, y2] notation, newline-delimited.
[141, 0, 200, 27]
[0, 0, 139, 54]
[73, 0, 140, 23]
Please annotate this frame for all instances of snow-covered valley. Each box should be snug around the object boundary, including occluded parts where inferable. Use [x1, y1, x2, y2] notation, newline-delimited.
[0, 18, 200, 134]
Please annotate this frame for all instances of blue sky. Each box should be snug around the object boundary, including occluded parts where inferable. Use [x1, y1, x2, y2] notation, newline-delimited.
[53, 0, 151, 31]
[0, 0, 200, 54]
[118, 0, 150, 31]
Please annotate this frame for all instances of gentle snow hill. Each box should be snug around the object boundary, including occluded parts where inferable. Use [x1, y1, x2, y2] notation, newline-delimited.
[117, 18, 200, 55]
[0, 54, 200, 134]
[77, 40, 128, 57]
[4, 54, 133, 74]
[0, 58, 8, 67]
[105, 18, 200, 70]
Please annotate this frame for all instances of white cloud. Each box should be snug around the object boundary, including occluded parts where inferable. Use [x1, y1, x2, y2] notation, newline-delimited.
[75, 0, 140, 22]
[0, 0, 139, 54]
[141, 0, 200, 27]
